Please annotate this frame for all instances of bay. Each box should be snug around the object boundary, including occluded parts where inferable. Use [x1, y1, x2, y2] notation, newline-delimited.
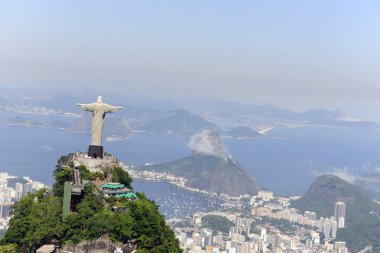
[1, 111, 380, 202]
[132, 180, 223, 219]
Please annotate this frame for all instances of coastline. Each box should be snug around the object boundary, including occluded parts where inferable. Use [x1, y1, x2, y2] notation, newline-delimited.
[120, 162, 251, 202]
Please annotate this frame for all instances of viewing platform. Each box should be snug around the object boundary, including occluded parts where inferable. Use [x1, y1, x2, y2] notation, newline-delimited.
[71, 152, 118, 172]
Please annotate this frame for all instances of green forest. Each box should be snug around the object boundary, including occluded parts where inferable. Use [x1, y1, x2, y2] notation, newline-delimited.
[0, 162, 181, 253]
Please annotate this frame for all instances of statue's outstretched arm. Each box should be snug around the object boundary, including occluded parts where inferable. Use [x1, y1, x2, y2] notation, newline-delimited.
[77, 103, 96, 112]
[104, 104, 123, 113]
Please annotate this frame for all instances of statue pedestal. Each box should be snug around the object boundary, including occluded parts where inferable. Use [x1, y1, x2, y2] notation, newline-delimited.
[88, 145, 103, 159]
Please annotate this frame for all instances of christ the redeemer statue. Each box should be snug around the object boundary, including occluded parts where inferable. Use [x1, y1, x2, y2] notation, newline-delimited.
[77, 96, 122, 158]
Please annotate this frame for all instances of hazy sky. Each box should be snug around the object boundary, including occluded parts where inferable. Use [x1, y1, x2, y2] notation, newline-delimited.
[0, 1, 379, 113]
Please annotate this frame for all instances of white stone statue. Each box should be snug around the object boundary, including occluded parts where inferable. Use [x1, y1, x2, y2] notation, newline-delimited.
[77, 96, 122, 146]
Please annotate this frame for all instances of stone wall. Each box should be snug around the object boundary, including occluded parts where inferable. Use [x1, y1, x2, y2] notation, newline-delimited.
[72, 152, 118, 172]
[60, 236, 136, 253]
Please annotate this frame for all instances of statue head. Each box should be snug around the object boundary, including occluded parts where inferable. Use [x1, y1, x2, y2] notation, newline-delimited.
[97, 96, 103, 103]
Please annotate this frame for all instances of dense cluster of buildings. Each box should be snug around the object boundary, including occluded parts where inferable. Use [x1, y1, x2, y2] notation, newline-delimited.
[172, 191, 348, 253]
[0, 172, 45, 231]
[124, 166, 350, 252]
[1, 162, 350, 253]
[126, 166, 187, 186]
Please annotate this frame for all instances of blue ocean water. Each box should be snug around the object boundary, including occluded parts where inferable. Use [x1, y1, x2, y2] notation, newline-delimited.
[226, 126, 380, 195]
[1, 111, 380, 199]
[0, 112, 189, 185]
[132, 180, 223, 219]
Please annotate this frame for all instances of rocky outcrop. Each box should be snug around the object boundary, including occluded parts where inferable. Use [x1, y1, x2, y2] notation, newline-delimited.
[143, 153, 261, 196]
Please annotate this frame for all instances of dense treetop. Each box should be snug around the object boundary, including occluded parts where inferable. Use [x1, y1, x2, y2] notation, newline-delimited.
[0, 156, 181, 253]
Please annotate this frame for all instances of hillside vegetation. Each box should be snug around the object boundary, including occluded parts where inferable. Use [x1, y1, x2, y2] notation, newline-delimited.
[292, 175, 380, 252]
[0, 160, 181, 253]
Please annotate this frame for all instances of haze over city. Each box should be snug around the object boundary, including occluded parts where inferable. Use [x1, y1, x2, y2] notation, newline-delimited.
[1, 1, 380, 116]
[2, 2, 380, 252]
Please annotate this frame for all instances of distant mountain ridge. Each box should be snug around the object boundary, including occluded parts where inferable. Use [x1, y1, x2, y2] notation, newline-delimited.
[140, 109, 220, 136]
[3, 92, 380, 137]
[4, 107, 262, 140]
[180, 98, 346, 121]
[180, 98, 380, 130]
[141, 154, 260, 196]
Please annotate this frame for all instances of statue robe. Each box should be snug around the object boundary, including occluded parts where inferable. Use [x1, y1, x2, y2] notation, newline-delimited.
[78, 102, 122, 146]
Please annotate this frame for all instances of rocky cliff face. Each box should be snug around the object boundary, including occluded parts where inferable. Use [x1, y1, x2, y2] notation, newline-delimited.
[188, 128, 226, 157]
